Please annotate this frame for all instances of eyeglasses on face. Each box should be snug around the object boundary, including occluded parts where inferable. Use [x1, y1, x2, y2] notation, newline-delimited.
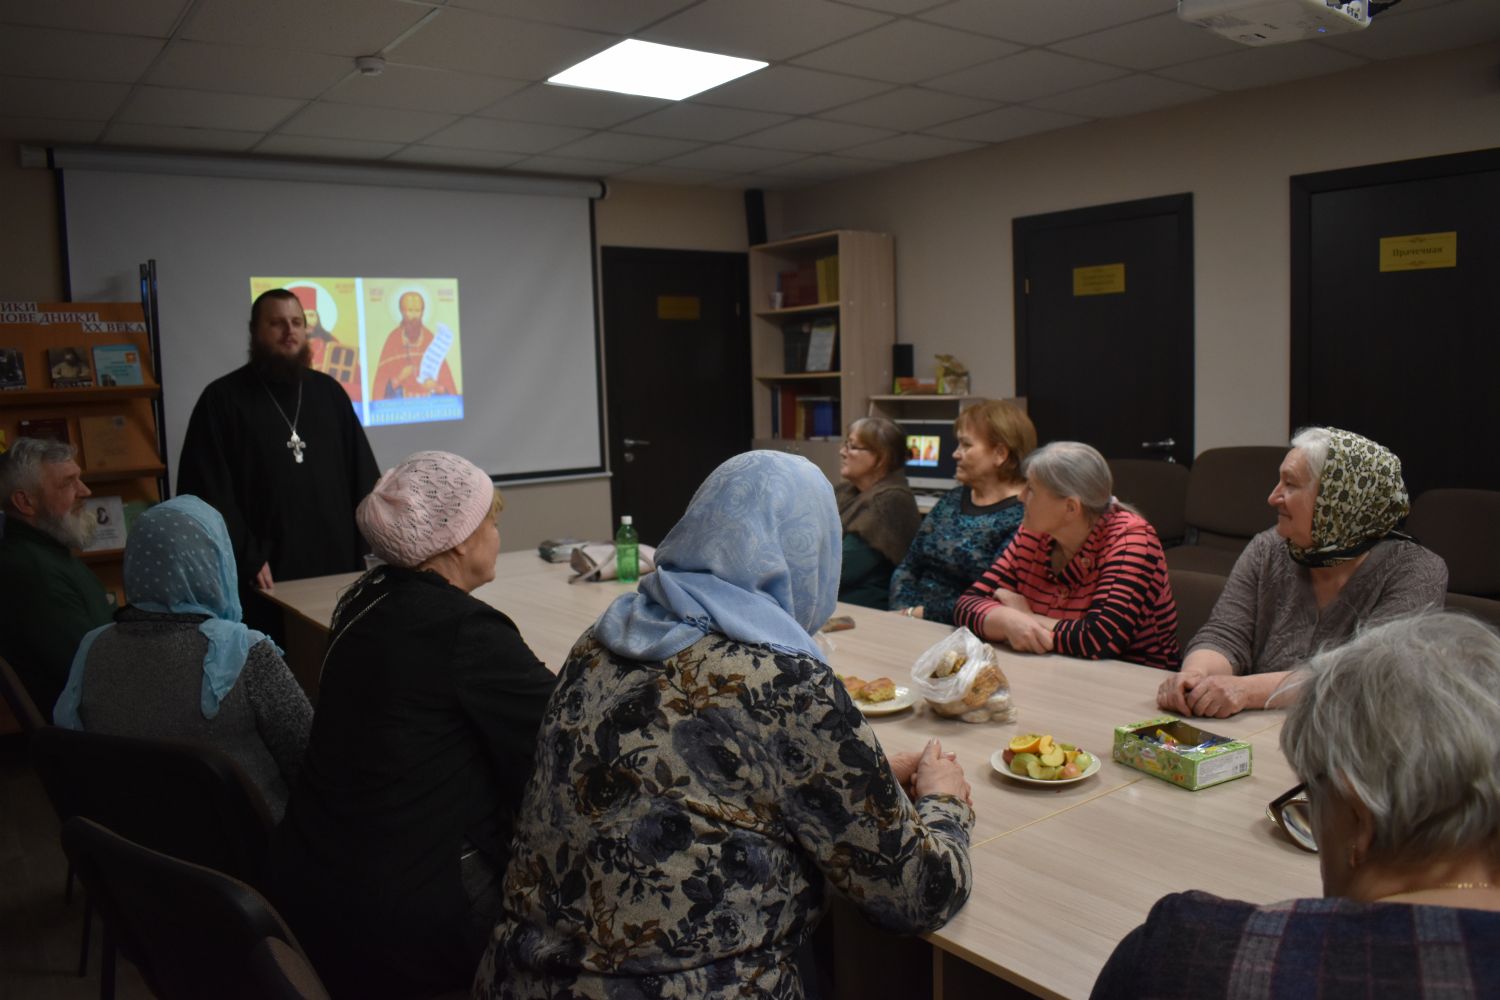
[1266, 782, 1317, 853]
[841, 440, 870, 452]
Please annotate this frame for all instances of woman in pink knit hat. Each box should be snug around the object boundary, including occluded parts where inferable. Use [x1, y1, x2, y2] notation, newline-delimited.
[270, 450, 556, 999]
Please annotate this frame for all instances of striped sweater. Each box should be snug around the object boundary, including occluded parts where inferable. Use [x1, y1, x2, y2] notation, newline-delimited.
[954, 507, 1180, 669]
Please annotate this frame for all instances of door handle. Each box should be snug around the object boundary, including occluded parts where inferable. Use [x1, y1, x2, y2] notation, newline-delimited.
[623, 438, 652, 447]
[1141, 437, 1177, 463]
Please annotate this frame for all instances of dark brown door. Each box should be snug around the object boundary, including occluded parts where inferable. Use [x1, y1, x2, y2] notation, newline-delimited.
[1292, 148, 1500, 497]
[602, 246, 750, 545]
[1014, 194, 1194, 464]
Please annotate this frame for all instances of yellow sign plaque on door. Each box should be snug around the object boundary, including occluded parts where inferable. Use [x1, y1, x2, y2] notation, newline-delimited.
[1073, 263, 1126, 296]
[656, 295, 701, 320]
[1379, 231, 1457, 272]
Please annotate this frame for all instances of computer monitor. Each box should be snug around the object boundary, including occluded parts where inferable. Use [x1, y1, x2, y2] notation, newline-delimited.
[898, 418, 958, 490]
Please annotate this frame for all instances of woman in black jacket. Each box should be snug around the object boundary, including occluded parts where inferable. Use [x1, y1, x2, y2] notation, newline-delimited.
[271, 450, 556, 998]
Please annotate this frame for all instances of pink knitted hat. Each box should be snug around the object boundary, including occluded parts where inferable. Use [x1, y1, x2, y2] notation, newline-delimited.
[357, 451, 494, 568]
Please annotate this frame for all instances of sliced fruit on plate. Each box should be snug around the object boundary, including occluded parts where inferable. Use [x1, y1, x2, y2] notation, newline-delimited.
[1009, 733, 1043, 754]
[1039, 746, 1065, 767]
[1010, 752, 1039, 776]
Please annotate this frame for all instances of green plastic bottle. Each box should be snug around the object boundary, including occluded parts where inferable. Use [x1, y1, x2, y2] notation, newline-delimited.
[615, 515, 639, 584]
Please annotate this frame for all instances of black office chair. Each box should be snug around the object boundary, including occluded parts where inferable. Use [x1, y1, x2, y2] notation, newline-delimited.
[1167, 446, 1284, 575]
[29, 727, 275, 997]
[1108, 458, 1191, 548]
[61, 817, 328, 1000]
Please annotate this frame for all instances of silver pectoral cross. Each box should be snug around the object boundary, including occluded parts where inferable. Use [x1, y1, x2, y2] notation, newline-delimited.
[288, 431, 306, 464]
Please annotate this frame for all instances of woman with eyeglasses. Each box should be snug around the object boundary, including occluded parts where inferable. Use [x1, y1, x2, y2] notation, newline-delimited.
[1092, 611, 1500, 999]
[1157, 427, 1447, 718]
[835, 417, 921, 608]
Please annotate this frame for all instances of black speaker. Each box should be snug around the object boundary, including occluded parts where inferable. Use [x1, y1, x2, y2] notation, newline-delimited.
[893, 343, 914, 378]
[744, 188, 767, 246]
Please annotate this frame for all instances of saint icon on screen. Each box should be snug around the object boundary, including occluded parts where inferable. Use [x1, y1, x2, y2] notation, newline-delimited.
[373, 290, 457, 400]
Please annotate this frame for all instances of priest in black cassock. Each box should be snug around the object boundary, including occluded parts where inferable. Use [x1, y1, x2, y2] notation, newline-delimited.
[177, 288, 379, 637]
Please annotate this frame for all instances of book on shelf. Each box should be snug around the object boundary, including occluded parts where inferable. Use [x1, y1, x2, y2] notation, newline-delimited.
[779, 385, 799, 439]
[0, 347, 26, 390]
[805, 318, 837, 372]
[815, 256, 840, 303]
[47, 346, 95, 388]
[78, 414, 157, 471]
[81, 495, 126, 553]
[783, 322, 810, 374]
[18, 417, 70, 444]
[91, 344, 146, 387]
[796, 395, 838, 440]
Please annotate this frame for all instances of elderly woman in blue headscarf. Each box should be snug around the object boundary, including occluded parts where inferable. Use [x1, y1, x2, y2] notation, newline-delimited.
[473, 451, 975, 1000]
[54, 496, 312, 820]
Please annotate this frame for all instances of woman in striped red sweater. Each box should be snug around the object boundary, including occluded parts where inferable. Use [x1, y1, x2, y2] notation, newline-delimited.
[954, 442, 1180, 669]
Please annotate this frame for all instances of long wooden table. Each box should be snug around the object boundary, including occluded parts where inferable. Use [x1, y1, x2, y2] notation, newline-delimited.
[265, 552, 1319, 1000]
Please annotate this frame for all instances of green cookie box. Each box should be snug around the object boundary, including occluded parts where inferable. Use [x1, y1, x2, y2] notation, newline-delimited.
[1112, 715, 1252, 790]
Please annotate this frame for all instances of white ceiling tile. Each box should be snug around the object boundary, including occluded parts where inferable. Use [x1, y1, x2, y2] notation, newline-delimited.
[841, 132, 983, 162]
[927, 49, 1130, 102]
[421, 117, 590, 154]
[837, 0, 950, 13]
[475, 84, 668, 129]
[1319, 0, 1500, 60]
[1158, 43, 1367, 91]
[621, 103, 791, 142]
[693, 66, 892, 115]
[326, 65, 527, 114]
[0, 0, 190, 37]
[444, 0, 696, 34]
[253, 134, 405, 159]
[734, 118, 897, 153]
[386, 145, 528, 169]
[279, 102, 456, 143]
[640, 0, 891, 61]
[1030, 73, 1217, 117]
[714, 172, 806, 190]
[926, 104, 1089, 142]
[546, 131, 701, 164]
[182, 0, 432, 57]
[616, 164, 737, 185]
[102, 122, 263, 151]
[509, 154, 635, 177]
[0, 26, 164, 83]
[920, 0, 1174, 45]
[817, 86, 998, 130]
[1052, 13, 1244, 70]
[661, 144, 808, 171]
[0, 77, 131, 120]
[147, 41, 353, 99]
[760, 153, 888, 180]
[793, 19, 1019, 84]
[117, 86, 306, 131]
[390, 9, 616, 80]
[0, 116, 106, 143]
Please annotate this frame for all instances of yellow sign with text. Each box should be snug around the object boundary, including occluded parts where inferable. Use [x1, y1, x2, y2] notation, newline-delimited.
[1073, 263, 1126, 296]
[1379, 231, 1456, 272]
[657, 295, 701, 320]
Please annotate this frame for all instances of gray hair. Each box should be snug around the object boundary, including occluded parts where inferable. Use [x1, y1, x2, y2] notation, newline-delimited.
[0, 437, 76, 512]
[1280, 611, 1500, 865]
[1290, 426, 1332, 484]
[1022, 441, 1119, 518]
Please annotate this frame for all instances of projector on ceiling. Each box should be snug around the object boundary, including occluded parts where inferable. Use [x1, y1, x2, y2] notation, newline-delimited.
[1178, 0, 1370, 46]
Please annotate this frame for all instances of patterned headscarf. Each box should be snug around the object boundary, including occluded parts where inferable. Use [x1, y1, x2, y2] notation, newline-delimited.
[1286, 428, 1410, 568]
[592, 450, 840, 663]
[54, 496, 275, 727]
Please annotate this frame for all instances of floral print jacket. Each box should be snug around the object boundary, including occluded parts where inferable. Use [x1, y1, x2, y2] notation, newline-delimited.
[473, 630, 974, 999]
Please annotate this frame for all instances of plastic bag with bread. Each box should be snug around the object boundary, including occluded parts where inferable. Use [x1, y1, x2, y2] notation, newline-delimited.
[910, 627, 1016, 723]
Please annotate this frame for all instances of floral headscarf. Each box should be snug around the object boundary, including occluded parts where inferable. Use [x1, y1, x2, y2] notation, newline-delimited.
[592, 451, 840, 663]
[1287, 428, 1410, 568]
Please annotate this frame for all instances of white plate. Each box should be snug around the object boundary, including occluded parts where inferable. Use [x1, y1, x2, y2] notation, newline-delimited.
[989, 747, 1101, 786]
[858, 686, 916, 716]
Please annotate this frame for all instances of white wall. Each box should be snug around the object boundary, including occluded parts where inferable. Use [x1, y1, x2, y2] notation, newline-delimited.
[775, 41, 1500, 453]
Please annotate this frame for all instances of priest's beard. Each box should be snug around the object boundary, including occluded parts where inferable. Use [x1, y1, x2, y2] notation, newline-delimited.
[35, 505, 98, 550]
[250, 339, 313, 383]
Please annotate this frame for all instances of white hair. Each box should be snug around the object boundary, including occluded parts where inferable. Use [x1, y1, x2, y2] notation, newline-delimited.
[1022, 441, 1132, 518]
[1289, 426, 1332, 484]
[1280, 611, 1500, 864]
[0, 437, 76, 513]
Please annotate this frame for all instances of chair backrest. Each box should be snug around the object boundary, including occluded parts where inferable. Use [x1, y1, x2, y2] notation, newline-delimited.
[1445, 593, 1500, 631]
[61, 816, 322, 1000]
[1169, 568, 1227, 651]
[1183, 446, 1284, 547]
[1108, 459, 1191, 547]
[0, 653, 47, 733]
[30, 727, 274, 887]
[1406, 489, 1500, 598]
